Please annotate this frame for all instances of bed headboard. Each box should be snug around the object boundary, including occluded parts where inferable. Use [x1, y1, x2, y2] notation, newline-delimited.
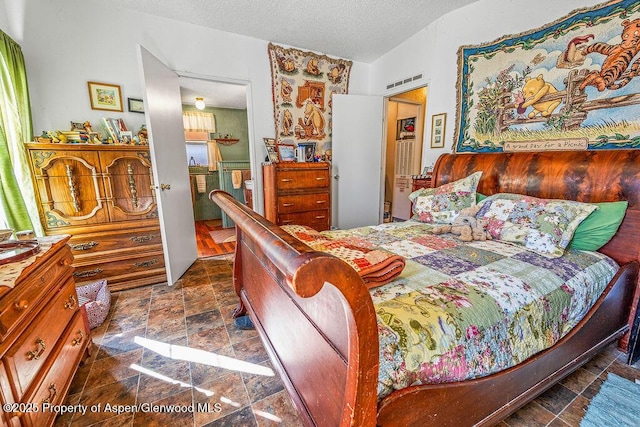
[431, 149, 640, 266]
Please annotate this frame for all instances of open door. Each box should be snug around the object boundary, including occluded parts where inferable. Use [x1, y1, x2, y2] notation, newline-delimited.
[331, 94, 385, 229]
[137, 45, 197, 285]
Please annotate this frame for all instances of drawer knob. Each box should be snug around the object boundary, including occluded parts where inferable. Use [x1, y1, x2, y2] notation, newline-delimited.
[315, 215, 326, 219]
[41, 383, 58, 404]
[282, 203, 294, 207]
[72, 330, 84, 346]
[26, 338, 46, 360]
[282, 220, 294, 224]
[14, 300, 29, 310]
[316, 177, 326, 181]
[315, 200, 326, 204]
[59, 258, 70, 266]
[281, 178, 293, 182]
[64, 294, 77, 309]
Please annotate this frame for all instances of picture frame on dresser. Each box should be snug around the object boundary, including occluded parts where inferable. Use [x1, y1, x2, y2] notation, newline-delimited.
[276, 143, 296, 162]
[297, 142, 316, 162]
[263, 137, 279, 163]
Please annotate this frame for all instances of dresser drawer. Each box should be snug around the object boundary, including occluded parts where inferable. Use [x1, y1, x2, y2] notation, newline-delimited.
[0, 245, 73, 341]
[278, 210, 330, 231]
[19, 312, 87, 427]
[275, 169, 329, 191]
[73, 251, 165, 284]
[67, 227, 162, 256]
[4, 278, 78, 399]
[277, 193, 330, 213]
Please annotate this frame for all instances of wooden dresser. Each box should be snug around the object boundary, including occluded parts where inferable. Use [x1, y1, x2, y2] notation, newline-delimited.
[25, 143, 166, 292]
[0, 236, 91, 427]
[263, 162, 331, 231]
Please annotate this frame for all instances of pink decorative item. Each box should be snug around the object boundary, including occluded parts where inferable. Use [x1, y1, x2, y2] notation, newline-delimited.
[76, 279, 111, 329]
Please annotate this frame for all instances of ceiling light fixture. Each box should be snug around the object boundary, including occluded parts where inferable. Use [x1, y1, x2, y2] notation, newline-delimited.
[194, 97, 205, 110]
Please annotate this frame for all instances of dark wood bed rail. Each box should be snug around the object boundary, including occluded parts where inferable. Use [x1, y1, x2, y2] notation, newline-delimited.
[210, 190, 379, 426]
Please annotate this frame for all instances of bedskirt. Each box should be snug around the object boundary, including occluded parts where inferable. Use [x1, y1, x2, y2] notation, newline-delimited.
[321, 221, 618, 400]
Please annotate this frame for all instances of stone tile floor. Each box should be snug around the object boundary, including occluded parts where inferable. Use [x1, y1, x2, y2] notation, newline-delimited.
[54, 256, 640, 426]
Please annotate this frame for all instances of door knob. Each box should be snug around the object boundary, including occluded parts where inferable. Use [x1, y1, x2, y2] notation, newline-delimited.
[160, 183, 171, 190]
[333, 174, 340, 180]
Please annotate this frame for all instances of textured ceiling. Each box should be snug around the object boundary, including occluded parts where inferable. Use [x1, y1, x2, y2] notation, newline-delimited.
[105, 0, 480, 108]
[105, 0, 479, 63]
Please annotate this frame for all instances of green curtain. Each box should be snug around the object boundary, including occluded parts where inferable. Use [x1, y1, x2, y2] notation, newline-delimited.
[0, 30, 43, 235]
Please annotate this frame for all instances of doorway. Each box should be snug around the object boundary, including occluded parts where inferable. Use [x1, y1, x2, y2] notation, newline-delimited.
[178, 75, 253, 258]
[383, 87, 427, 222]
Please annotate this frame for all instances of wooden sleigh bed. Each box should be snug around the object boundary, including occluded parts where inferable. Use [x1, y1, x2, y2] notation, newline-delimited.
[210, 149, 640, 426]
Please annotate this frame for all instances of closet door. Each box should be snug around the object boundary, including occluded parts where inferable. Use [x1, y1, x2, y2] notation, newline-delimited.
[332, 94, 385, 229]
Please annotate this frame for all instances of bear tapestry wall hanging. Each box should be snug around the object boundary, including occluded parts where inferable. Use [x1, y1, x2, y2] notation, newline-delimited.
[268, 42, 352, 158]
[454, 0, 640, 153]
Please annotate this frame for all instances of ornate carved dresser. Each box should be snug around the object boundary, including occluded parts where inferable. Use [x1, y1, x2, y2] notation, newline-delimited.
[25, 143, 166, 292]
[0, 235, 91, 426]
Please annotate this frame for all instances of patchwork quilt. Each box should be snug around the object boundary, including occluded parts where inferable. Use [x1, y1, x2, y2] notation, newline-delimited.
[319, 221, 618, 400]
[281, 224, 406, 287]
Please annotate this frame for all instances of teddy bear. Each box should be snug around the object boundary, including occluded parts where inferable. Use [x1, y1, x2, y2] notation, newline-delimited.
[431, 205, 492, 242]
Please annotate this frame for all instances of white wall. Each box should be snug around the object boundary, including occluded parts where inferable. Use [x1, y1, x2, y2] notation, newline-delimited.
[370, 0, 603, 168]
[3, 0, 370, 213]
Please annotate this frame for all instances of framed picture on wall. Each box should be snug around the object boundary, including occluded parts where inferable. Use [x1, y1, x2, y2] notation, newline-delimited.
[276, 143, 296, 162]
[430, 113, 446, 148]
[128, 98, 144, 113]
[87, 81, 123, 112]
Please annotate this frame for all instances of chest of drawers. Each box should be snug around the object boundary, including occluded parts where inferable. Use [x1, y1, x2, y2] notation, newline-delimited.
[0, 236, 91, 427]
[263, 162, 331, 231]
[25, 143, 166, 291]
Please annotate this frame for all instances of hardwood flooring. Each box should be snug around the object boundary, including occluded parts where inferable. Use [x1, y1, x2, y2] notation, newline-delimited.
[195, 219, 235, 258]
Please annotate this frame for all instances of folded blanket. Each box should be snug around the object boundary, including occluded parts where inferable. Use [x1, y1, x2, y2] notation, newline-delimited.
[281, 224, 405, 288]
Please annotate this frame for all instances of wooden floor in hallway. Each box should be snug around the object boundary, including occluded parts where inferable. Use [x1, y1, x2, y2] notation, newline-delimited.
[195, 219, 235, 258]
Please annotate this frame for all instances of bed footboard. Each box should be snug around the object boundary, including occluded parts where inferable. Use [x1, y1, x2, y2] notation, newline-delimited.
[210, 190, 379, 426]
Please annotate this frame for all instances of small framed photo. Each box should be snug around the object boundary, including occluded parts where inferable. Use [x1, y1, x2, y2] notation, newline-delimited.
[128, 98, 144, 114]
[430, 112, 447, 148]
[87, 81, 123, 112]
[263, 138, 279, 163]
[297, 142, 316, 162]
[70, 121, 85, 131]
[276, 143, 296, 162]
[120, 131, 133, 144]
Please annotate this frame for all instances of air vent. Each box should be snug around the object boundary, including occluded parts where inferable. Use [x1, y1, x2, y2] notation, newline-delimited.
[385, 73, 424, 91]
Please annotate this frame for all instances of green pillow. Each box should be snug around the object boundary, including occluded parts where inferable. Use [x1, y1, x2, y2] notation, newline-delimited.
[476, 193, 487, 203]
[569, 201, 628, 251]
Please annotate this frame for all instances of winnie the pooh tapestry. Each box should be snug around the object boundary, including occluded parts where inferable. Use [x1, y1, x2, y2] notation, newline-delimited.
[455, 0, 640, 153]
[268, 43, 352, 158]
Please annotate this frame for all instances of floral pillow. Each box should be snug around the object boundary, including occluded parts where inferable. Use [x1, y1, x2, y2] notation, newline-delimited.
[477, 193, 598, 258]
[409, 171, 482, 224]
